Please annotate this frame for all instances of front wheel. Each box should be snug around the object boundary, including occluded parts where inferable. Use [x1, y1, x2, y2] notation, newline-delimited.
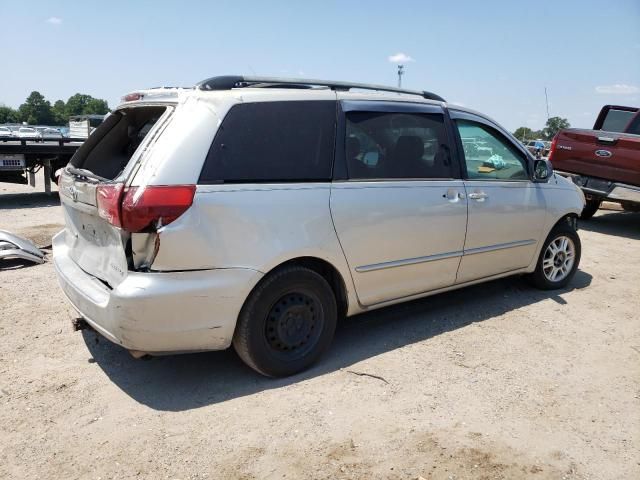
[233, 266, 337, 377]
[528, 220, 581, 290]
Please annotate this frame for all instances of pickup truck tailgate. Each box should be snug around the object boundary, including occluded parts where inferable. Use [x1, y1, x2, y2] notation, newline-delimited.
[553, 129, 640, 186]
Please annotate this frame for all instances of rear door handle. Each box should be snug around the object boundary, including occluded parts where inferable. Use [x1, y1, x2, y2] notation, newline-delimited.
[468, 192, 489, 201]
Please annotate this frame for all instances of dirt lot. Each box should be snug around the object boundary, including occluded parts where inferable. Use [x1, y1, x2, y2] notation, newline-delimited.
[1, 176, 639, 480]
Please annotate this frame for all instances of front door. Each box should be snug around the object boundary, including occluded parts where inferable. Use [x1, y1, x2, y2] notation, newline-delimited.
[330, 101, 468, 306]
[451, 111, 546, 283]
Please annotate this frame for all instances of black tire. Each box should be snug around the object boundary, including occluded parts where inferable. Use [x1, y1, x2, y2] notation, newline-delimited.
[622, 202, 640, 213]
[580, 197, 601, 220]
[233, 266, 337, 377]
[528, 220, 581, 290]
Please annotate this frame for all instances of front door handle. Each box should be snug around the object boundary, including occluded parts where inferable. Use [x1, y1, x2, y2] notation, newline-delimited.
[443, 188, 464, 202]
[468, 191, 489, 201]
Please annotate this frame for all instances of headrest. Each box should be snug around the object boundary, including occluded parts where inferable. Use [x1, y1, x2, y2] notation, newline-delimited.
[395, 135, 424, 160]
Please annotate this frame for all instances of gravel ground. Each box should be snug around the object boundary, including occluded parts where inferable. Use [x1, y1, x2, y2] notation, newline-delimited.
[1, 176, 639, 480]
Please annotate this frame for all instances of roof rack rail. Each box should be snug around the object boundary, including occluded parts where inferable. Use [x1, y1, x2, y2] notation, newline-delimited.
[195, 75, 445, 102]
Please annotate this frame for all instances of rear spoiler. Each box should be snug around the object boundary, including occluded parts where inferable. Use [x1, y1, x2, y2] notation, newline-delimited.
[120, 88, 182, 105]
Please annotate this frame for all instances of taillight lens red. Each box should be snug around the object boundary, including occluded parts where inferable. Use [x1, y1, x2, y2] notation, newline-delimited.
[121, 185, 196, 233]
[96, 183, 125, 228]
[96, 184, 195, 233]
[122, 92, 144, 102]
[548, 134, 558, 162]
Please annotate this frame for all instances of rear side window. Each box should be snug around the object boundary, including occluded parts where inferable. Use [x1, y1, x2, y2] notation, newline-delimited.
[345, 111, 453, 180]
[199, 101, 336, 183]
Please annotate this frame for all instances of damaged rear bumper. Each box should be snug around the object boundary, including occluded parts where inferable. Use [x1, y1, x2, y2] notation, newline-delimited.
[0, 230, 45, 264]
[52, 231, 263, 354]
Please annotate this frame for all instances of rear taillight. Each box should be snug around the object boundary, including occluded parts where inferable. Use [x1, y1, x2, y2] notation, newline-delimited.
[97, 184, 195, 233]
[548, 134, 558, 161]
[122, 92, 144, 102]
[121, 185, 196, 233]
[96, 183, 125, 228]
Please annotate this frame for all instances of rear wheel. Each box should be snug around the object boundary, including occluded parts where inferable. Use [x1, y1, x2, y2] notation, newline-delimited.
[233, 266, 337, 377]
[580, 196, 601, 220]
[528, 220, 581, 290]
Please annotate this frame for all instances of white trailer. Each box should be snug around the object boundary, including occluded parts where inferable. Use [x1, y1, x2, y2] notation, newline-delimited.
[68, 114, 105, 139]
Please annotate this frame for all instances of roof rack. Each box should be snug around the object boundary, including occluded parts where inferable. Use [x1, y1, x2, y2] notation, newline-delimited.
[195, 75, 445, 102]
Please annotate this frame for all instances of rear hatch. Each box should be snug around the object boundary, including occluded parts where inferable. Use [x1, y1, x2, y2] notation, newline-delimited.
[551, 129, 640, 186]
[58, 105, 172, 288]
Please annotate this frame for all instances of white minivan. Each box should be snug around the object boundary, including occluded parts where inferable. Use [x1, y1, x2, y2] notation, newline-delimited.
[53, 76, 585, 376]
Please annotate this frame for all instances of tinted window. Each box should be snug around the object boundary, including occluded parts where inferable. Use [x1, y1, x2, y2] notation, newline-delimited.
[200, 101, 336, 183]
[345, 111, 452, 179]
[456, 120, 529, 181]
[601, 109, 635, 133]
[624, 114, 640, 135]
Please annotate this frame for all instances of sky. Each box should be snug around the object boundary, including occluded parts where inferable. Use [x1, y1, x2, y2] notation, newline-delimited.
[1, 0, 639, 132]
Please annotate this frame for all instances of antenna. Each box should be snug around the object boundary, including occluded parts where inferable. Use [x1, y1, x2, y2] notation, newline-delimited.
[397, 65, 404, 88]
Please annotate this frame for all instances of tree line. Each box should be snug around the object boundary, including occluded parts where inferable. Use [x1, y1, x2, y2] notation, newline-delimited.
[0, 91, 110, 126]
[513, 116, 571, 142]
[1, 94, 573, 142]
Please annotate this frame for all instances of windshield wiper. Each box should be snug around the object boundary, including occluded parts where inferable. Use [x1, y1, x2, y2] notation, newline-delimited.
[66, 166, 109, 183]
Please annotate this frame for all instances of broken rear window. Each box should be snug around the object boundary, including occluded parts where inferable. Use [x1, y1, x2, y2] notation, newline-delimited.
[70, 106, 167, 180]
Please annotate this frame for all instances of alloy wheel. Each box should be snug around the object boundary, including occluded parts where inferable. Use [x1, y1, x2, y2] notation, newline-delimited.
[542, 235, 576, 282]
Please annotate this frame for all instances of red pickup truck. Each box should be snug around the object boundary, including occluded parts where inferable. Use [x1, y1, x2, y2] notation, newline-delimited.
[549, 105, 640, 219]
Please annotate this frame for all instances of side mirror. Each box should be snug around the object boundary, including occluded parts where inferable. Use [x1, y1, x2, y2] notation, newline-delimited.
[533, 159, 552, 182]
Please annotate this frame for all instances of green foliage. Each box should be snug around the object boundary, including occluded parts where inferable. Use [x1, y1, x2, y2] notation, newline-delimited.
[0, 105, 20, 124]
[513, 127, 533, 141]
[514, 117, 570, 142]
[513, 126, 545, 142]
[1, 92, 110, 126]
[18, 91, 53, 125]
[51, 100, 67, 126]
[65, 93, 110, 117]
[543, 116, 571, 140]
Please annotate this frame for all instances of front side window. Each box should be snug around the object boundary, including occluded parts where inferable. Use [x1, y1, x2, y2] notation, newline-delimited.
[456, 120, 529, 181]
[200, 101, 336, 183]
[345, 111, 453, 180]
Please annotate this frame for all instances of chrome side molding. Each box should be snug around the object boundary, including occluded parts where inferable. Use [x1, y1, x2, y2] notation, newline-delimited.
[355, 239, 537, 273]
[355, 250, 463, 273]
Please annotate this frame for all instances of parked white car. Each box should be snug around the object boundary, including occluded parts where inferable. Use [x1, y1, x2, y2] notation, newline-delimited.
[16, 127, 41, 140]
[40, 128, 63, 139]
[53, 76, 585, 376]
[0, 126, 12, 139]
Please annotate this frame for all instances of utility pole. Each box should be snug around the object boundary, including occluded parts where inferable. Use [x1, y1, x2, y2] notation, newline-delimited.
[397, 64, 404, 88]
[544, 87, 550, 121]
